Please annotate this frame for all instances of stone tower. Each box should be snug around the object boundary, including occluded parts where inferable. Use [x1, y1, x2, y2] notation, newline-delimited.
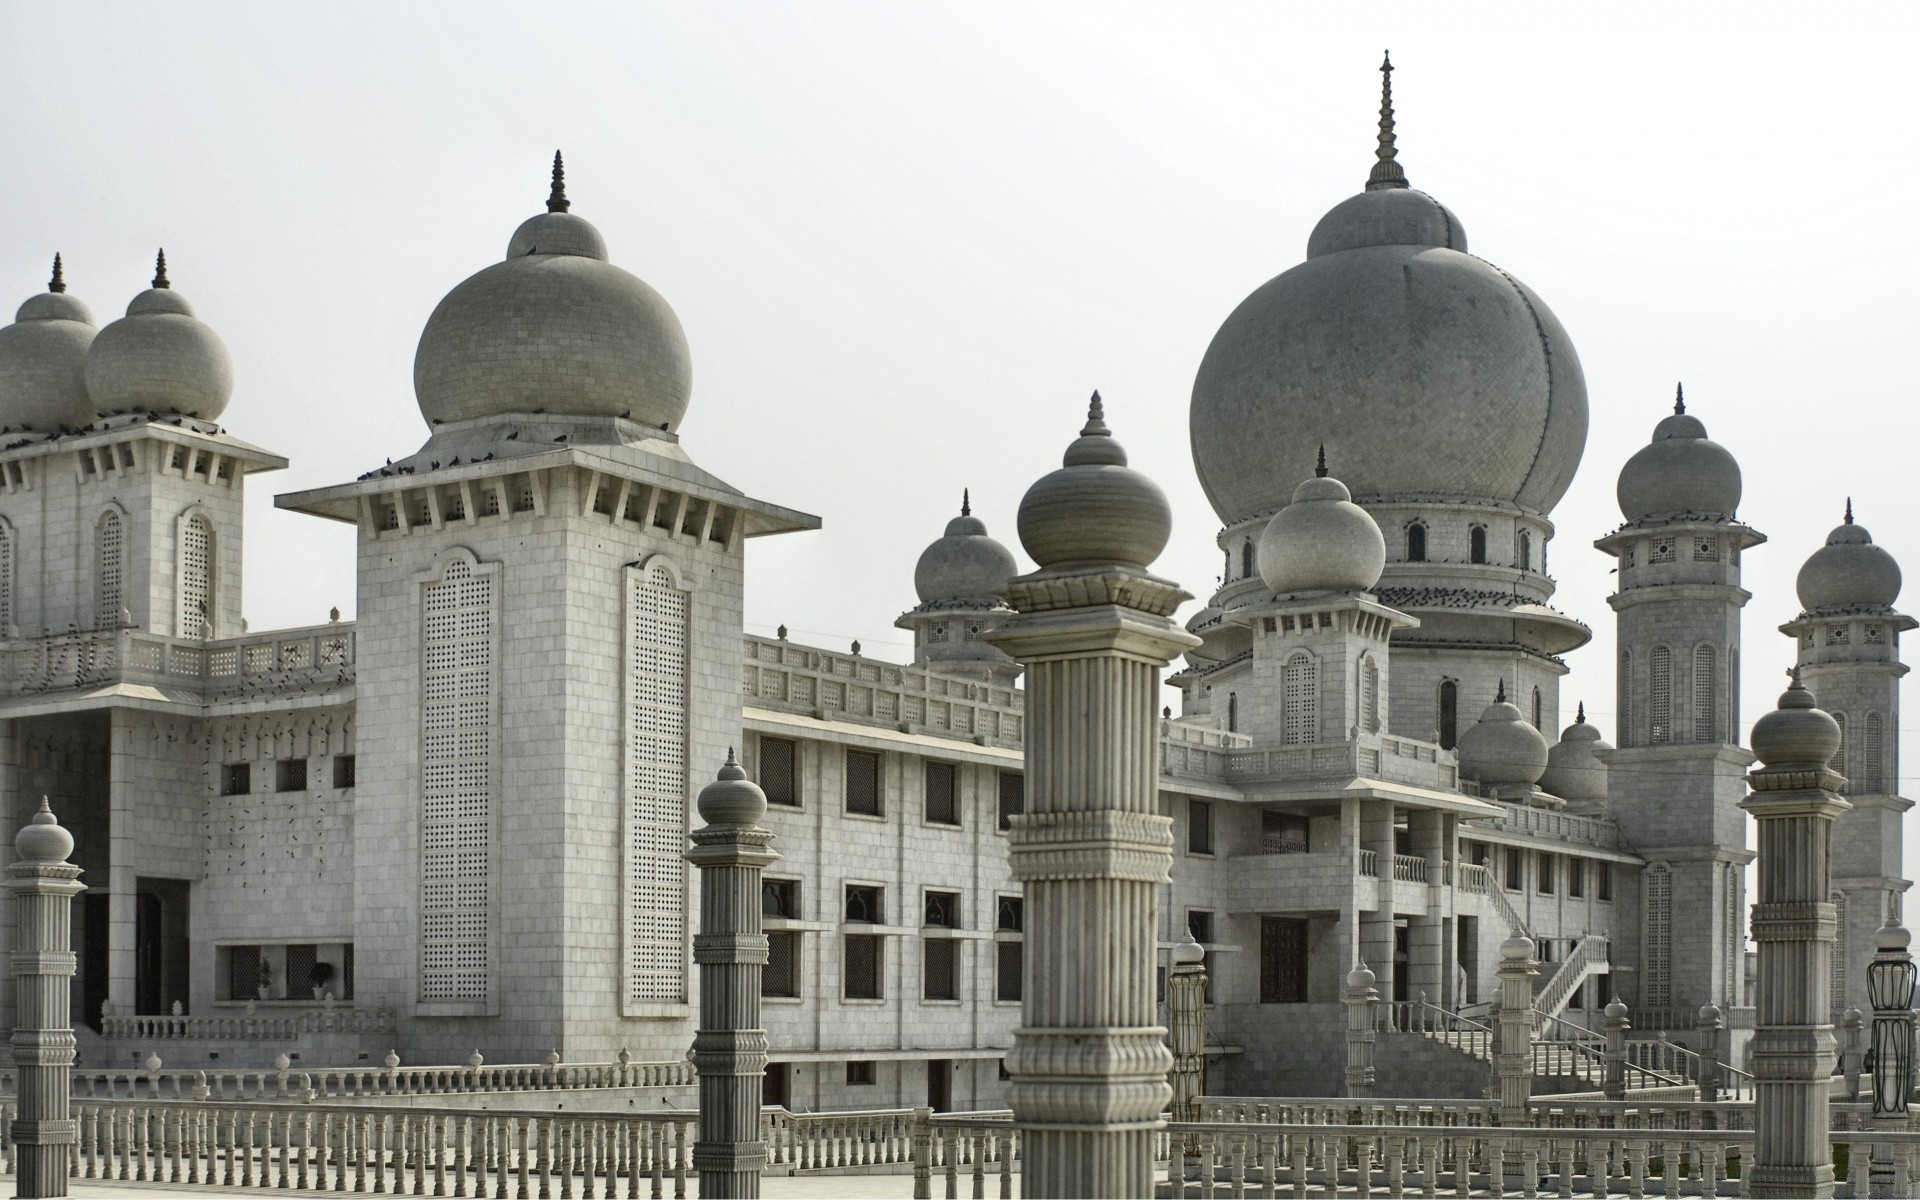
[279, 157, 816, 1062]
[1782, 503, 1912, 1019]
[1595, 388, 1762, 1021]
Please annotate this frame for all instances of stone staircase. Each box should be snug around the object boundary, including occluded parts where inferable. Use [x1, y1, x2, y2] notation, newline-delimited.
[1533, 933, 1609, 1019]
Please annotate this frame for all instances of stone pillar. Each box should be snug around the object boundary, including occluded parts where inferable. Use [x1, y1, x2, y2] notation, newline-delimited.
[1742, 673, 1848, 1199]
[1868, 920, 1915, 1199]
[1494, 930, 1538, 1125]
[1408, 810, 1446, 1003]
[1343, 962, 1378, 1098]
[986, 393, 1199, 1199]
[106, 711, 136, 1014]
[1603, 997, 1630, 1101]
[1696, 1004, 1723, 1103]
[1359, 802, 1397, 1004]
[8, 798, 86, 1197]
[1166, 935, 1207, 1121]
[1843, 1008, 1865, 1101]
[685, 753, 779, 1199]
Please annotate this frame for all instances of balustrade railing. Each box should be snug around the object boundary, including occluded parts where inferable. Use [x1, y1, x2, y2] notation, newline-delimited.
[764, 1105, 918, 1171]
[102, 1003, 395, 1042]
[1391, 854, 1428, 883]
[5, 1054, 694, 1102]
[743, 634, 1023, 748]
[1358, 850, 1379, 877]
[2, 623, 356, 699]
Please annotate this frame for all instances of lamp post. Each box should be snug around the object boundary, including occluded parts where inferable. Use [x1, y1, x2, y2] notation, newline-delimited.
[1868, 919, 1915, 1198]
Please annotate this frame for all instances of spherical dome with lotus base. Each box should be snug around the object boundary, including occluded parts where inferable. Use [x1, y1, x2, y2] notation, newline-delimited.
[1456, 683, 1550, 790]
[84, 252, 233, 420]
[1256, 451, 1386, 597]
[913, 493, 1018, 605]
[1617, 386, 1742, 522]
[1018, 393, 1171, 571]
[1797, 504, 1902, 613]
[0, 255, 96, 431]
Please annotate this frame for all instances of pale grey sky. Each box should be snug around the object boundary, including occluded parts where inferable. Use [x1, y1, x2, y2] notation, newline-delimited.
[4, 4, 1916, 804]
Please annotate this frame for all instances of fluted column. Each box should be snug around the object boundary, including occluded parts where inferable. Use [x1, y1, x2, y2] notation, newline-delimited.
[1743, 673, 1849, 1199]
[685, 753, 779, 1199]
[1696, 1004, 1724, 1102]
[1166, 935, 1207, 1121]
[8, 798, 86, 1198]
[1494, 931, 1538, 1125]
[1343, 962, 1378, 1098]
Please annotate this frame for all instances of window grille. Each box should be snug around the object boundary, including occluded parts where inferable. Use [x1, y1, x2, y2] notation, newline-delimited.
[1694, 537, 1719, 561]
[1469, 526, 1487, 564]
[923, 940, 958, 1001]
[1644, 865, 1673, 1008]
[96, 511, 122, 629]
[764, 933, 799, 998]
[1650, 647, 1672, 743]
[1831, 889, 1850, 1019]
[1282, 654, 1318, 746]
[1832, 712, 1848, 780]
[924, 891, 959, 928]
[1619, 652, 1632, 747]
[1406, 523, 1426, 562]
[276, 759, 307, 792]
[624, 561, 688, 1005]
[1360, 658, 1380, 733]
[1866, 713, 1885, 792]
[996, 896, 1023, 932]
[1187, 799, 1213, 855]
[1828, 625, 1849, 645]
[0, 523, 11, 633]
[1867, 624, 1886, 644]
[178, 514, 213, 637]
[924, 762, 958, 825]
[226, 946, 262, 1000]
[1729, 648, 1739, 740]
[286, 944, 318, 996]
[222, 763, 251, 796]
[1724, 865, 1740, 1006]
[843, 935, 882, 999]
[1650, 538, 1676, 564]
[1623, 545, 1635, 570]
[1692, 645, 1717, 742]
[997, 772, 1023, 831]
[995, 941, 1023, 1002]
[332, 755, 356, 788]
[760, 737, 798, 806]
[845, 750, 881, 815]
[420, 557, 496, 1003]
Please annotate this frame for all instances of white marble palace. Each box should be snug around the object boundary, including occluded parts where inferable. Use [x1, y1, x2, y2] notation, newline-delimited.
[0, 68, 1907, 1114]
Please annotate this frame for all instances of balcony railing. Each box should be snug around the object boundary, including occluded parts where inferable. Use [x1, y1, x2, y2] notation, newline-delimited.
[743, 635, 1023, 749]
[1, 623, 356, 701]
[1392, 854, 1429, 883]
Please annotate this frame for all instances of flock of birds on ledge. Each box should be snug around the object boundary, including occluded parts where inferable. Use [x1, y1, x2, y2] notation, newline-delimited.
[1, 410, 227, 452]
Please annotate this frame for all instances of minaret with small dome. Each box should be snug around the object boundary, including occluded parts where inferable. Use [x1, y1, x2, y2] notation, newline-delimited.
[1781, 501, 1913, 1020]
[894, 490, 1019, 684]
[1595, 384, 1762, 1021]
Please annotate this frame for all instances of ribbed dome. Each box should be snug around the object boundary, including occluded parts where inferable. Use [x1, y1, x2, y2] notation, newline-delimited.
[1256, 453, 1386, 596]
[1617, 387, 1742, 522]
[84, 252, 233, 420]
[1540, 704, 1611, 802]
[1018, 393, 1172, 571]
[914, 493, 1017, 605]
[1797, 505, 1901, 613]
[414, 154, 692, 431]
[1190, 64, 1586, 527]
[0, 255, 96, 431]
[1751, 673, 1841, 771]
[1456, 683, 1550, 789]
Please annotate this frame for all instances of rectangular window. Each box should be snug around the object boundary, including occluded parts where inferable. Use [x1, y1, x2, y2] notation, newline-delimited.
[222, 763, 251, 796]
[997, 772, 1024, 831]
[1188, 910, 1214, 944]
[923, 940, 959, 1001]
[763, 878, 800, 920]
[1537, 852, 1556, 895]
[764, 932, 800, 998]
[286, 944, 318, 995]
[844, 935, 883, 1000]
[924, 890, 960, 929]
[844, 885, 883, 925]
[1468, 841, 1490, 866]
[995, 940, 1023, 1002]
[276, 758, 307, 793]
[924, 761, 959, 825]
[1259, 917, 1309, 1003]
[761, 737, 799, 807]
[845, 750, 882, 816]
[996, 896, 1024, 933]
[225, 944, 262, 1000]
[1568, 859, 1586, 898]
[1504, 846, 1525, 892]
[1261, 811, 1309, 854]
[846, 1061, 876, 1086]
[1598, 865, 1613, 903]
[1188, 799, 1214, 855]
[331, 754, 356, 789]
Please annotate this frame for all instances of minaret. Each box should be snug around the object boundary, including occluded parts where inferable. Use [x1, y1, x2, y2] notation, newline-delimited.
[893, 490, 1020, 685]
[1782, 502, 1913, 1019]
[1595, 386, 1762, 1022]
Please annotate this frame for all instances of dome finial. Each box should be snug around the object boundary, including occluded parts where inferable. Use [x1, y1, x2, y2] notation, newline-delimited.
[1673, 381, 1685, 415]
[1576, 702, 1586, 724]
[152, 249, 170, 289]
[1315, 444, 1328, 478]
[1366, 52, 1409, 192]
[1845, 497, 1854, 524]
[48, 253, 65, 294]
[547, 151, 570, 214]
[1495, 677, 1507, 704]
[961, 488, 971, 517]
[1081, 390, 1109, 437]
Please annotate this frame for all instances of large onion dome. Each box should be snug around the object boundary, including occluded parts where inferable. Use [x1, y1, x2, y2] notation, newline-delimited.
[1617, 385, 1741, 522]
[84, 251, 232, 420]
[1256, 449, 1386, 597]
[914, 491, 1018, 604]
[1018, 392, 1172, 571]
[1456, 681, 1550, 790]
[1750, 671, 1842, 771]
[1540, 703, 1611, 803]
[1797, 502, 1901, 613]
[695, 750, 767, 827]
[414, 153, 691, 430]
[0, 255, 96, 431]
[1190, 56, 1587, 526]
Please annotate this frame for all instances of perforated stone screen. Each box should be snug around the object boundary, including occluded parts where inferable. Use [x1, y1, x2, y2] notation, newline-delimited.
[624, 561, 689, 1006]
[178, 513, 213, 637]
[96, 510, 122, 629]
[420, 558, 495, 1003]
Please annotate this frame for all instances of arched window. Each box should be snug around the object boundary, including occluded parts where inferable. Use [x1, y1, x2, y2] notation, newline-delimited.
[1644, 864, 1673, 1008]
[1518, 530, 1532, 572]
[0, 521, 12, 634]
[1831, 712, 1848, 785]
[96, 510, 124, 630]
[1282, 653, 1318, 746]
[1359, 655, 1380, 734]
[1650, 646, 1672, 744]
[1240, 540, 1254, 580]
[1619, 651, 1633, 747]
[1531, 686, 1543, 730]
[1469, 526, 1488, 565]
[1226, 692, 1238, 735]
[1691, 645, 1717, 743]
[1406, 523, 1427, 563]
[1866, 713, 1885, 792]
[1438, 679, 1458, 750]
[1729, 647, 1740, 744]
[178, 513, 213, 638]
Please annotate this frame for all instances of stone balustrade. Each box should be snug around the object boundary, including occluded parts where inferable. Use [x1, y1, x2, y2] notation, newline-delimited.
[4, 1054, 694, 1102]
[762, 1105, 918, 1172]
[101, 1003, 395, 1043]
[0, 622, 355, 700]
[742, 635, 1023, 748]
[1476, 803, 1627, 851]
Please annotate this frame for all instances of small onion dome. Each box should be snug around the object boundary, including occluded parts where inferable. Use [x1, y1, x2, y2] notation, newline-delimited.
[1749, 671, 1842, 771]
[85, 250, 234, 420]
[414, 153, 691, 430]
[913, 491, 1017, 605]
[15, 797, 74, 864]
[696, 749, 767, 827]
[1540, 703, 1611, 802]
[1256, 449, 1386, 596]
[1797, 503, 1902, 612]
[1499, 929, 1535, 963]
[1603, 997, 1629, 1023]
[1172, 934, 1206, 966]
[1456, 681, 1550, 789]
[1876, 919, 1912, 956]
[1344, 961, 1377, 991]
[1018, 391, 1172, 570]
[0, 255, 97, 430]
[1616, 384, 1742, 522]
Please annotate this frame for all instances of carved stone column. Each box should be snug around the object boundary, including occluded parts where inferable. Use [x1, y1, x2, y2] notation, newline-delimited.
[1697, 1004, 1724, 1103]
[685, 753, 779, 1199]
[1166, 934, 1207, 1121]
[1867, 920, 1915, 1199]
[987, 393, 1198, 1199]
[8, 798, 86, 1197]
[1603, 997, 1630, 1101]
[1343, 962, 1379, 1098]
[1494, 930, 1538, 1125]
[1743, 673, 1848, 1199]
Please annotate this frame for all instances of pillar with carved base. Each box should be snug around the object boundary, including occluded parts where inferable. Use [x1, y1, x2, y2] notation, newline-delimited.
[8, 798, 86, 1198]
[685, 753, 779, 1199]
[1743, 673, 1847, 1199]
[987, 393, 1199, 1199]
[1167, 934, 1208, 1121]
[1603, 998, 1630, 1101]
[1343, 962, 1379, 1098]
[1494, 930, 1537, 1126]
[1697, 1004, 1724, 1102]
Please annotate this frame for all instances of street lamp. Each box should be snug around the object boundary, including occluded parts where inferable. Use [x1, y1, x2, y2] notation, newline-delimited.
[1867, 919, 1916, 1116]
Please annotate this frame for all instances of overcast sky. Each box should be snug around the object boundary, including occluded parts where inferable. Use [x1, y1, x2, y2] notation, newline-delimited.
[5, 5, 1917, 809]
